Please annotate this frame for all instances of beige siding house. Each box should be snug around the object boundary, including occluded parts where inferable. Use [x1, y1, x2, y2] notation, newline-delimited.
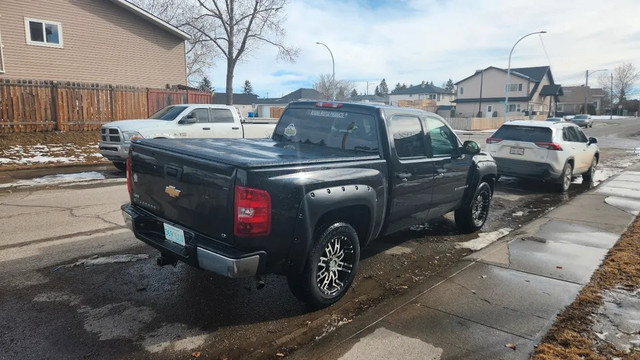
[0, 0, 189, 88]
[454, 66, 562, 118]
[389, 81, 455, 107]
[557, 86, 607, 115]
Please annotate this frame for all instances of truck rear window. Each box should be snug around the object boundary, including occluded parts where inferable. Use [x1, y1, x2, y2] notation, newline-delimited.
[273, 108, 379, 153]
[492, 125, 552, 143]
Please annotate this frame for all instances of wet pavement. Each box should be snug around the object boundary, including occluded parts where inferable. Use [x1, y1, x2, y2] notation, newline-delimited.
[1, 119, 640, 359]
[293, 167, 640, 360]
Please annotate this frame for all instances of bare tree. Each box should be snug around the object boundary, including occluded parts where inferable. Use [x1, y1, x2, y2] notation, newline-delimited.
[188, 0, 299, 104]
[313, 74, 354, 101]
[598, 63, 640, 106]
[130, 0, 215, 85]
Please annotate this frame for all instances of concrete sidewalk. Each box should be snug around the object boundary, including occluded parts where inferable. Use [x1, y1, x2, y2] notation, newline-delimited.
[293, 165, 640, 360]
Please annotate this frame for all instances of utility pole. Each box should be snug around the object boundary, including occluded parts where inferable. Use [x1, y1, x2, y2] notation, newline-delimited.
[610, 73, 613, 120]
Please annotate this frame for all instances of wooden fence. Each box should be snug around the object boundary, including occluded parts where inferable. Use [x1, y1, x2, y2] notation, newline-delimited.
[0, 79, 212, 132]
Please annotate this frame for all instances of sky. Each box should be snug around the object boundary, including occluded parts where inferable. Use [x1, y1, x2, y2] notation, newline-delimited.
[203, 0, 640, 99]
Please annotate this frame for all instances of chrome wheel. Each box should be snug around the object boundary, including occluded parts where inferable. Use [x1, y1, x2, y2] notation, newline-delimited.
[455, 181, 492, 233]
[316, 235, 355, 296]
[471, 185, 491, 227]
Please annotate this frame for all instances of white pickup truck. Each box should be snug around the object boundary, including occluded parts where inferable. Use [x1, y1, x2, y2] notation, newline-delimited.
[98, 104, 276, 170]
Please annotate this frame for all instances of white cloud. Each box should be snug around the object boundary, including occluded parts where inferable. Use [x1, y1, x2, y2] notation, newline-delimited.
[205, 0, 640, 98]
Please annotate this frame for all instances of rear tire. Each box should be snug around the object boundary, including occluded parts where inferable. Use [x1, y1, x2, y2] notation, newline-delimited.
[583, 157, 597, 182]
[558, 162, 573, 192]
[287, 222, 360, 308]
[455, 181, 492, 233]
[112, 161, 126, 172]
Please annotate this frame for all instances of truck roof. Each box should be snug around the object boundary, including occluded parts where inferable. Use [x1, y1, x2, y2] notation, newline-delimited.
[288, 101, 438, 117]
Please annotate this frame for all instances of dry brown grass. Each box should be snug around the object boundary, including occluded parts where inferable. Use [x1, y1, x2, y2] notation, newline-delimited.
[532, 216, 640, 360]
[0, 131, 107, 170]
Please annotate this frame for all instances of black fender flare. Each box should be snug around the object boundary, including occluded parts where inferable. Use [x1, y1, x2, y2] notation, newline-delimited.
[460, 157, 497, 207]
[287, 184, 377, 276]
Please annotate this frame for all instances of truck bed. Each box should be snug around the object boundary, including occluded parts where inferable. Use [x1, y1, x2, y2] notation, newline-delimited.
[134, 138, 380, 168]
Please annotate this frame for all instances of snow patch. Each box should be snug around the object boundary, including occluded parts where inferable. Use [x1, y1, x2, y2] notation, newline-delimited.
[455, 228, 512, 250]
[0, 171, 106, 188]
[33, 292, 82, 305]
[339, 327, 443, 360]
[64, 254, 149, 267]
[80, 302, 156, 341]
[142, 323, 208, 353]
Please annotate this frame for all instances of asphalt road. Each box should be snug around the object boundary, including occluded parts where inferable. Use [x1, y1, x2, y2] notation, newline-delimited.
[1, 118, 639, 359]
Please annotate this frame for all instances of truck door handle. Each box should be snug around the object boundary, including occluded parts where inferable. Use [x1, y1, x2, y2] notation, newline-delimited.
[202, 127, 211, 130]
[397, 172, 411, 181]
[232, 127, 240, 130]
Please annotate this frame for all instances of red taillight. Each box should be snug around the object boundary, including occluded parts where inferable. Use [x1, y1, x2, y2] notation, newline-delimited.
[234, 185, 271, 237]
[486, 137, 502, 144]
[126, 157, 133, 196]
[315, 102, 343, 108]
[535, 142, 563, 150]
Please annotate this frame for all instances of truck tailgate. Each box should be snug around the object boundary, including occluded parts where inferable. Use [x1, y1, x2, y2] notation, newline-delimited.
[129, 142, 235, 245]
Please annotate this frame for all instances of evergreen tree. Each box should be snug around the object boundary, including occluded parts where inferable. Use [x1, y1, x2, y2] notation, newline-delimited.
[198, 76, 213, 93]
[350, 89, 358, 97]
[444, 78, 455, 92]
[242, 80, 253, 94]
[374, 85, 381, 97]
[378, 78, 389, 96]
[393, 83, 402, 93]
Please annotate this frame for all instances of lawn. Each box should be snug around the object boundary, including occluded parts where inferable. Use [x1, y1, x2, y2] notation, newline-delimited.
[0, 131, 107, 169]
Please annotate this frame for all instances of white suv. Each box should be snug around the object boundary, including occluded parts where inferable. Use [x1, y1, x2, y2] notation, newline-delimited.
[486, 120, 599, 191]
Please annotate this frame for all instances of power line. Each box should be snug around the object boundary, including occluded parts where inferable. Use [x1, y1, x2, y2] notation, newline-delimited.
[539, 34, 552, 68]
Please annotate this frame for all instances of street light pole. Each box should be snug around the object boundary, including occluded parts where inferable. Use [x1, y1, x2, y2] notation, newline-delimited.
[584, 69, 607, 114]
[504, 31, 546, 121]
[316, 42, 335, 100]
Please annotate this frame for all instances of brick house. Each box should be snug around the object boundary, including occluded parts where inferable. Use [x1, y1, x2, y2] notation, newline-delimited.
[0, 0, 190, 88]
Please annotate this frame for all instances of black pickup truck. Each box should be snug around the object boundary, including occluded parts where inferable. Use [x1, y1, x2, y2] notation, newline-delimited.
[122, 101, 497, 307]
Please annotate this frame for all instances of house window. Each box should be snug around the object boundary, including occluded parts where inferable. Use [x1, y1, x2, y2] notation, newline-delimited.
[505, 84, 522, 92]
[508, 104, 521, 112]
[459, 87, 464, 95]
[24, 18, 63, 48]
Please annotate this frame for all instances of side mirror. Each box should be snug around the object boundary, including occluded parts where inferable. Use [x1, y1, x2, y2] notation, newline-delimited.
[180, 113, 197, 124]
[588, 137, 598, 145]
[462, 140, 481, 155]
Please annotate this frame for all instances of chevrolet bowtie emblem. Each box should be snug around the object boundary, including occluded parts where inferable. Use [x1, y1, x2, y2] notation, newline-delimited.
[165, 185, 181, 198]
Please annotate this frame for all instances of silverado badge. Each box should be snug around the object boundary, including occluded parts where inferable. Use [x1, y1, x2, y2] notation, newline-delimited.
[165, 185, 181, 198]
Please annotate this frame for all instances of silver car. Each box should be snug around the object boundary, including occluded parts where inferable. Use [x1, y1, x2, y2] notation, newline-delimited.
[571, 114, 593, 128]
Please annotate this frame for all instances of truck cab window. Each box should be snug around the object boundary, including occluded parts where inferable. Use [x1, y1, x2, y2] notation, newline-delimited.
[211, 109, 235, 123]
[391, 115, 426, 158]
[426, 117, 457, 157]
[188, 109, 210, 123]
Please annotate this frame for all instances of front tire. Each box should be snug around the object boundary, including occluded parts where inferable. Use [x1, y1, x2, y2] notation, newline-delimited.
[583, 157, 597, 182]
[455, 181, 492, 233]
[558, 162, 573, 192]
[288, 222, 360, 308]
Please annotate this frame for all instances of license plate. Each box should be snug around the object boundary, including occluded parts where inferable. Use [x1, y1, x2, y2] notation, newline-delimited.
[163, 223, 185, 246]
[509, 147, 525, 155]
